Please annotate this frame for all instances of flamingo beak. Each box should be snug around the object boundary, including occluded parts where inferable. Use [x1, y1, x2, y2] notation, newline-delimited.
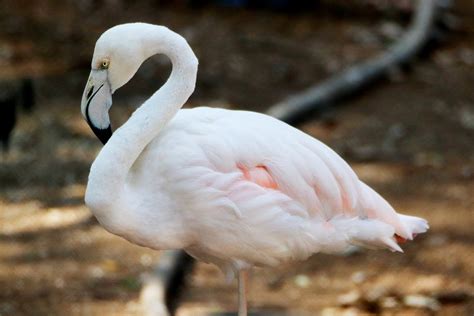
[81, 70, 113, 145]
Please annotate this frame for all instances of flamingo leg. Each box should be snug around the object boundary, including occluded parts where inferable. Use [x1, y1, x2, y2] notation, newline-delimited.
[238, 270, 248, 316]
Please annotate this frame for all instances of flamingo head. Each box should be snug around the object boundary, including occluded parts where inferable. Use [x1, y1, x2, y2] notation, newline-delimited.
[81, 23, 150, 144]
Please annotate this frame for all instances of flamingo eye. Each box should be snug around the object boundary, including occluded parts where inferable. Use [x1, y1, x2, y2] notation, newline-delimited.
[100, 59, 109, 69]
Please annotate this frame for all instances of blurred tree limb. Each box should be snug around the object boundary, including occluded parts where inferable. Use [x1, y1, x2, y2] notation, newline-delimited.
[267, 0, 441, 124]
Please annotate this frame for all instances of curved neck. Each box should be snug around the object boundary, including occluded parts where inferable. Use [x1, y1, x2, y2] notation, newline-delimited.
[87, 26, 198, 213]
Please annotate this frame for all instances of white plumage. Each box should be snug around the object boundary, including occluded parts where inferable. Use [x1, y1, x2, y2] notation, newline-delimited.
[81, 23, 428, 315]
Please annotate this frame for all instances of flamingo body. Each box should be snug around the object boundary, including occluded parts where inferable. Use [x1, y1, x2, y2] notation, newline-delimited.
[104, 107, 427, 272]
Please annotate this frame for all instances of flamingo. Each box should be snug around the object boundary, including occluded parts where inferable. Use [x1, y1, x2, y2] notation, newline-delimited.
[81, 23, 428, 315]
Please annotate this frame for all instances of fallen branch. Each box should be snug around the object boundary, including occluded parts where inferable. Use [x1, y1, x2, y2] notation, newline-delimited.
[267, 0, 439, 124]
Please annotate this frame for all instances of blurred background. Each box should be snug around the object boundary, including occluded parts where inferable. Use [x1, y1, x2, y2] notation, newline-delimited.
[0, 0, 473, 315]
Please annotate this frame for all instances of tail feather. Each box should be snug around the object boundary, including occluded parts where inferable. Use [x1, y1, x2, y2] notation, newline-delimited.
[314, 213, 428, 255]
[358, 181, 413, 240]
[398, 214, 429, 239]
[328, 217, 403, 253]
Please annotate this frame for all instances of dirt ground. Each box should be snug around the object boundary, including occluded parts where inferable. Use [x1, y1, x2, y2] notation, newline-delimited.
[0, 1, 473, 315]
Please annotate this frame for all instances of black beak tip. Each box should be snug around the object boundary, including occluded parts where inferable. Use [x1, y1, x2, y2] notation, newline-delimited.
[90, 124, 112, 145]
